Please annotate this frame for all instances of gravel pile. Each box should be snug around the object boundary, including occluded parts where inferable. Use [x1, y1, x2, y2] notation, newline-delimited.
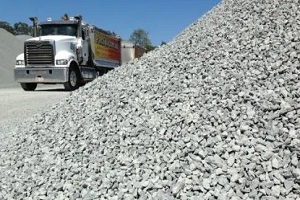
[0, 29, 28, 88]
[1, 0, 300, 199]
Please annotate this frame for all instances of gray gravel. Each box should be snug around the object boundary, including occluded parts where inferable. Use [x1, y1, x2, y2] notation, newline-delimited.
[0, 86, 69, 141]
[1, 0, 300, 199]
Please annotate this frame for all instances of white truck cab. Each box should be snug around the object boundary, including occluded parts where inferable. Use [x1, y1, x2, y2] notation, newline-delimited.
[15, 16, 97, 91]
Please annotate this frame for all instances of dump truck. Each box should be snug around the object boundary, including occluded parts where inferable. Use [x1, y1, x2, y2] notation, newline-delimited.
[14, 15, 145, 91]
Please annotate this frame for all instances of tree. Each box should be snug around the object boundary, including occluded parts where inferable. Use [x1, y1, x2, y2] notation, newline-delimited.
[14, 22, 31, 35]
[145, 44, 156, 52]
[160, 41, 167, 46]
[0, 21, 15, 35]
[129, 28, 154, 52]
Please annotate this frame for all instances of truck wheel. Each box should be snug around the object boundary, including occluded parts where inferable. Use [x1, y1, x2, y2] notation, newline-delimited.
[64, 66, 80, 91]
[20, 83, 37, 91]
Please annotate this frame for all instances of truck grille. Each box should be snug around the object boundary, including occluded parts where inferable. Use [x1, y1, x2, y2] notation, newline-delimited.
[25, 41, 55, 66]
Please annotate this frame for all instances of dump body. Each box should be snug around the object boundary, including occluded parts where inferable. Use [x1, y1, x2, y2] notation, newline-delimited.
[90, 28, 121, 69]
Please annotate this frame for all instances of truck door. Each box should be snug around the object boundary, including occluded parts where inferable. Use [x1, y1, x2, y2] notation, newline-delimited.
[81, 27, 89, 64]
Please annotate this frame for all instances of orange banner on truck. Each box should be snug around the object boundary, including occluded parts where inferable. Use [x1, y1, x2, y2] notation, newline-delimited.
[93, 30, 120, 64]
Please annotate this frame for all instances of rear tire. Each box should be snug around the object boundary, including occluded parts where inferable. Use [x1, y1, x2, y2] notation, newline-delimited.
[20, 83, 37, 91]
[64, 65, 80, 91]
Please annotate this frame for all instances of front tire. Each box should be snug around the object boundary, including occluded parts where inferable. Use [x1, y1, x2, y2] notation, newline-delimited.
[64, 65, 80, 91]
[20, 83, 37, 91]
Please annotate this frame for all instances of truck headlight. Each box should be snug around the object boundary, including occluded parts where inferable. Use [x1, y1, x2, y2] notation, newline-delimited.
[16, 60, 25, 65]
[56, 59, 68, 65]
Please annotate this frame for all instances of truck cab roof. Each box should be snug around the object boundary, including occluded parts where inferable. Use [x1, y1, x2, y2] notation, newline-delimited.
[39, 20, 79, 26]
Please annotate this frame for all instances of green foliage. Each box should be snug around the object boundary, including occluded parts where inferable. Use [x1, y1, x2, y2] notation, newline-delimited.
[0, 21, 15, 35]
[160, 41, 167, 46]
[145, 44, 156, 52]
[14, 22, 31, 35]
[0, 21, 32, 35]
[129, 28, 154, 52]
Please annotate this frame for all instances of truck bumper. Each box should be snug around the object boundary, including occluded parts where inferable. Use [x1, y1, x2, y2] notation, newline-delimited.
[14, 67, 68, 83]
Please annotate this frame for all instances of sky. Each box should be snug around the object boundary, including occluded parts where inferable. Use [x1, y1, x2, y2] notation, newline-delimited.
[1, 0, 221, 46]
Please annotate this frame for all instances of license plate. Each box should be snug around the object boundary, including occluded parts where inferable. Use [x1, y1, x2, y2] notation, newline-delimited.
[35, 70, 46, 75]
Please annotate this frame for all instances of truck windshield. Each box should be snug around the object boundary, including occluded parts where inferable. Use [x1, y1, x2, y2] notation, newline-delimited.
[40, 24, 77, 36]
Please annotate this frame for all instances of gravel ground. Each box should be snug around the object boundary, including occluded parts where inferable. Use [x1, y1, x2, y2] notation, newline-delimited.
[0, 85, 69, 140]
[1, 0, 300, 199]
